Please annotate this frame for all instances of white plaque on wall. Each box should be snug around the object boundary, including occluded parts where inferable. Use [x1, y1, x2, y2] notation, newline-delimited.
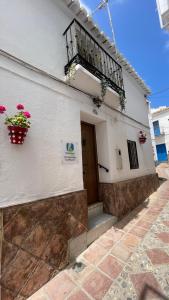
[61, 141, 78, 164]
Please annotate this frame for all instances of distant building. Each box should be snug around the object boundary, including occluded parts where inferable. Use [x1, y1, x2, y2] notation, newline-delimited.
[149, 106, 158, 161]
[151, 106, 169, 162]
[156, 0, 169, 30]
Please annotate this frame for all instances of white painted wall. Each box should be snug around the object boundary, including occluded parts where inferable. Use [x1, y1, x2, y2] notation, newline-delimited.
[152, 108, 169, 154]
[123, 70, 150, 126]
[0, 0, 72, 78]
[149, 108, 158, 161]
[0, 0, 156, 207]
[157, 0, 169, 15]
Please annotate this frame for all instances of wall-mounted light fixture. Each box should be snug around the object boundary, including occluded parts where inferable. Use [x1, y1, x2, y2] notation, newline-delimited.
[92, 97, 103, 108]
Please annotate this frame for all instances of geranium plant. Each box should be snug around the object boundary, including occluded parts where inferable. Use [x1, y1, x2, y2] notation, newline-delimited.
[0, 104, 31, 144]
[5, 104, 31, 128]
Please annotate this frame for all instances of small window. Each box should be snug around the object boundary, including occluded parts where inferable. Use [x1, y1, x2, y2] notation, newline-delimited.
[127, 140, 139, 169]
[153, 120, 160, 136]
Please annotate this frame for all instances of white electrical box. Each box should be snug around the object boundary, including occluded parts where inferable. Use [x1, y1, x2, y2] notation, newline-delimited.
[115, 148, 123, 170]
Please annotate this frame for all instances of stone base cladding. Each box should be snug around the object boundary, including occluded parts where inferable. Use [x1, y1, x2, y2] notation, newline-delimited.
[99, 174, 159, 218]
[0, 190, 87, 300]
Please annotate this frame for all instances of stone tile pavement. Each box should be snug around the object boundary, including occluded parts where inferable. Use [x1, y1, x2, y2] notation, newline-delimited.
[156, 163, 169, 180]
[28, 180, 169, 300]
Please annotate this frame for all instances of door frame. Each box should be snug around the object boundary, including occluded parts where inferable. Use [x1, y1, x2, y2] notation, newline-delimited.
[81, 121, 99, 204]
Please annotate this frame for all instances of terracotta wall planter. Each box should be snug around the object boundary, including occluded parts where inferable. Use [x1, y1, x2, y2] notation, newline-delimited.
[139, 137, 147, 144]
[8, 126, 28, 144]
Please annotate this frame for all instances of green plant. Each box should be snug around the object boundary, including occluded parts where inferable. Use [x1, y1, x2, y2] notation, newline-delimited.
[1, 104, 31, 128]
[67, 63, 77, 83]
[100, 77, 109, 101]
[5, 112, 31, 128]
[119, 91, 126, 111]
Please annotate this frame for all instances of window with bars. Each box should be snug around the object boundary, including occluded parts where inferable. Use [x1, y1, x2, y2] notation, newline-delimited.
[127, 140, 139, 169]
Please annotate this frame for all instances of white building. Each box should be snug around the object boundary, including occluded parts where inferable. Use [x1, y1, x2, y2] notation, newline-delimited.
[156, 0, 169, 30]
[149, 104, 158, 161]
[151, 106, 169, 162]
[0, 1, 158, 298]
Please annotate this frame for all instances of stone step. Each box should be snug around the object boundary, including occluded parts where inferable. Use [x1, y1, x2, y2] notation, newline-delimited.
[87, 213, 117, 246]
[88, 202, 103, 219]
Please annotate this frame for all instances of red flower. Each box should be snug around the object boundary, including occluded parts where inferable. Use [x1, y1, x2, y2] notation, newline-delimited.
[17, 104, 24, 110]
[23, 111, 31, 118]
[0, 105, 7, 114]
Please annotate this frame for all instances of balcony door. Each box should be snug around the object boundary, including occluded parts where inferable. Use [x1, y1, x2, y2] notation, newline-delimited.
[81, 122, 99, 205]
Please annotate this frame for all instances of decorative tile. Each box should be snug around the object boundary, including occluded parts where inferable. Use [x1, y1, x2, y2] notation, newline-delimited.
[44, 272, 76, 300]
[83, 243, 107, 265]
[68, 290, 90, 300]
[1, 249, 37, 295]
[1, 286, 15, 300]
[163, 221, 169, 227]
[142, 213, 158, 223]
[104, 228, 124, 242]
[83, 271, 112, 300]
[129, 226, 148, 238]
[95, 236, 115, 250]
[22, 222, 52, 257]
[1, 240, 18, 272]
[130, 272, 162, 298]
[104, 272, 137, 300]
[111, 242, 132, 262]
[20, 261, 55, 297]
[42, 234, 68, 269]
[98, 255, 123, 279]
[136, 220, 152, 230]
[66, 261, 95, 284]
[4, 210, 36, 247]
[146, 248, 169, 265]
[142, 232, 166, 249]
[125, 249, 153, 273]
[28, 290, 50, 300]
[157, 232, 169, 243]
[154, 265, 169, 295]
[121, 233, 141, 250]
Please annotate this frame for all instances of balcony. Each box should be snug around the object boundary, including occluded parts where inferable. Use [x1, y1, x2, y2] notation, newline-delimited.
[63, 19, 125, 107]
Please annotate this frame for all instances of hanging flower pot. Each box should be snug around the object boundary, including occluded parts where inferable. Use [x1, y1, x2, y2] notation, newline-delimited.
[8, 126, 28, 144]
[139, 136, 147, 144]
[139, 131, 147, 144]
[0, 103, 31, 144]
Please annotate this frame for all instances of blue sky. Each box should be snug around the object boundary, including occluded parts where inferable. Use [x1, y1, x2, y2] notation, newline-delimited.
[80, 0, 169, 108]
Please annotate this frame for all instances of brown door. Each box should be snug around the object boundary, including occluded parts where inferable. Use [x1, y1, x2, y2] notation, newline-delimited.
[81, 122, 99, 205]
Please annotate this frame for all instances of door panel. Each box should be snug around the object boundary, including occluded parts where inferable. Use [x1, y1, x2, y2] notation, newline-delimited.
[81, 122, 98, 205]
[156, 143, 167, 161]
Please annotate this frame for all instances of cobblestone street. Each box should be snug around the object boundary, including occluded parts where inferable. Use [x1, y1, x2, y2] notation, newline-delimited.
[29, 179, 169, 300]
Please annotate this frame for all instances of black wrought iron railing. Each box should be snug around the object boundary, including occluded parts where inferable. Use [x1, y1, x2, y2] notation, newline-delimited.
[63, 19, 125, 97]
[98, 163, 109, 173]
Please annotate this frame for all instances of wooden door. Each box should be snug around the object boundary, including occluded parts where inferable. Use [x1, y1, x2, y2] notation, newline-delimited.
[81, 122, 99, 205]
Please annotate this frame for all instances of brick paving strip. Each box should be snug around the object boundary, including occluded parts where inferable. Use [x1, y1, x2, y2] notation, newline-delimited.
[28, 180, 169, 300]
